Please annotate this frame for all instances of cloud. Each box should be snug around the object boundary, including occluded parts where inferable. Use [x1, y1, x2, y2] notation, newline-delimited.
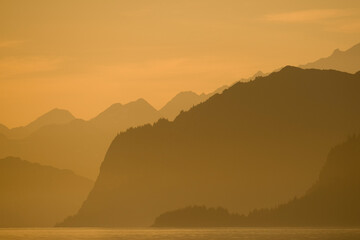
[263, 9, 353, 23]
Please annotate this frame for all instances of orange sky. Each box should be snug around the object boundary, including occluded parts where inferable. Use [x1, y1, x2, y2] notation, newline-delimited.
[1, 0, 360, 127]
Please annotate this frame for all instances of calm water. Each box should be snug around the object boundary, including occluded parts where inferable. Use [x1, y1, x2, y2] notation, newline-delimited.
[0, 228, 359, 240]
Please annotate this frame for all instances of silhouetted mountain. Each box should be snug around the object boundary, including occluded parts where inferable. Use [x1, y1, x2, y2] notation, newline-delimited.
[1, 108, 75, 139]
[0, 99, 161, 179]
[0, 156, 93, 227]
[160, 92, 207, 121]
[90, 98, 161, 133]
[153, 206, 243, 227]
[0, 124, 9, 137]
[0, 88, 229, 179]
[160, 86, 227, 121]
[243, 135, 360, 226]
[59, 67, 360, 227]
[251, 70, 265, 79]
[153, 135, 360, 227]
[301, 42, 360, 73]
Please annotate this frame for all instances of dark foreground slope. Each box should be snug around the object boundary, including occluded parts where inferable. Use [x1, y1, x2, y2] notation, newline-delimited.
[60, 67, 360, 227]
[0, 157, 93, 227]
[153, 206, 244, 227]
[154, 135, 360, 227]
[244, 135, 360, 226]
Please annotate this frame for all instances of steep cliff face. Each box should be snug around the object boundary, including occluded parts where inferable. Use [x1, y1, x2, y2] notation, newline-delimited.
[0, 157, 93, 227]
[60, 67, 360, 227]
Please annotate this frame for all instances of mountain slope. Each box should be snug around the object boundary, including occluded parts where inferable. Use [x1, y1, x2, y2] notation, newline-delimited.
[153, 135, 360, 227]
[243, 135, 360, 226]
[160, 86, 227, 121]
[0, 157, 93, 227]
[301, 42, 360, 73]
[59, 67, 360, 227]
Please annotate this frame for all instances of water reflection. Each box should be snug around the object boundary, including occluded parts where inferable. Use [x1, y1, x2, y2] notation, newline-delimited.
[0, 228, 359, 240]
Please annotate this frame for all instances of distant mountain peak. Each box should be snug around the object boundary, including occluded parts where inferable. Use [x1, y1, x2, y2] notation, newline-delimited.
[3, 108, 75, 139]
[170, 91, 200, 101]
[332, 48, 341, 55]
[90, 98, 159, 130]
[127, 98, 153, 107]
[134, 98, 148, 103]
[253, 70, 265, 78]
[95, 99, 157, 119]
[277, 65, 303, 75]
[35, 108, 74, 119]
[26, 108, 75, 128]
[301, 42, 360, 73]
[348, 42, 360, 51]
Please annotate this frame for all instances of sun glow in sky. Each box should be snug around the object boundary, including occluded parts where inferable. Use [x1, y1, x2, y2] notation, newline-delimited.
[1, 0, 360, 127]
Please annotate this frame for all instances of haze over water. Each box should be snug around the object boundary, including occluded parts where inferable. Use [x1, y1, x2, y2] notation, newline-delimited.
[1, 228, 360, 240]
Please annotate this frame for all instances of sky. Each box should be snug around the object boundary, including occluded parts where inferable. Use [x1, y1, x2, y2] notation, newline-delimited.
[1, 0, 360, 128]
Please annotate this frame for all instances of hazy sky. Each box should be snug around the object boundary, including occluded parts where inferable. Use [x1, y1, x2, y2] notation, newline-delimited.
[1, 0, 360, 127]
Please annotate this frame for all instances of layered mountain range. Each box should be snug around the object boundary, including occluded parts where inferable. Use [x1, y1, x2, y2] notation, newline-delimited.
[1, 42, 359, 228]
[301, 42, 360, 74]
[0, 87, 225, 179]
[58, 66, 360, 227]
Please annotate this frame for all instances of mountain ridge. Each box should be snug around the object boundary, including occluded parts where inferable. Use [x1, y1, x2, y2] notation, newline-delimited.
[58, 66, 360, 227]
[0, 88, 225, 178]
[300, 42, 360, 73]
[0, 108, 75, 139]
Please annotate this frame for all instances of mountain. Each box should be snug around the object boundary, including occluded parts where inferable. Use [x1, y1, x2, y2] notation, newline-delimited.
[58, 67, 360, 227]
[154, 135, 360, 227]
[243, 134, 360, 226]
[1, 108, 75, 139]
[159, 86, 227, 121]
[0, 87, 229, 179]
[0, 157, 93, 227]
[90, 98, 161, 133]
[153, 205, 243, 227]
[301, 42, 360, 73]
[0, 99, 161, 179]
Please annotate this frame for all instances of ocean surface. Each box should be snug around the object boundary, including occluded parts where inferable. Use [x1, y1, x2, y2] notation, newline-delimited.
[0, 228, 360, 240]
